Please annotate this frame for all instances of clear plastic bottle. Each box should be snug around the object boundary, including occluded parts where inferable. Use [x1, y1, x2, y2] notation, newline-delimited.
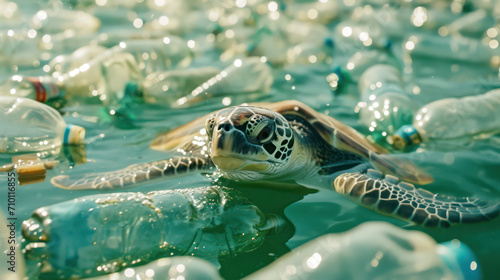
[244, 222, 481, 280]
[393, 88, 500, 149]
[404, 33, 500, 67]
[22, 186, 266, 279]
[328, 48, 399, 92]
[286, 39, 335, 65]
[357, 64, 416, 143]
[30, 9, 101, 35]
[0, 75, 66, 108]
[128, 66, 221, 104]
[0, 31, 40, 68]
[0, 96, 85, 153]
[175, 57, 273, 107]
[88, 257, 222, 280]
[283, 0, 341, 24]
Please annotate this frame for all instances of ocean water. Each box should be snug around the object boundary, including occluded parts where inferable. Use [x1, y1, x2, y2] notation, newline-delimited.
[1, 1, 500, 280]
[2, 58, 500, 279]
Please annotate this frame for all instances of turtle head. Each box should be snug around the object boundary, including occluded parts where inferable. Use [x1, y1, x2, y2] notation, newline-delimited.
[206, 106, 296, 181]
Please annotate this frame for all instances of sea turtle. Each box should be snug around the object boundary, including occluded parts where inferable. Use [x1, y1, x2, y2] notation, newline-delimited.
[51, 100, 500, 228]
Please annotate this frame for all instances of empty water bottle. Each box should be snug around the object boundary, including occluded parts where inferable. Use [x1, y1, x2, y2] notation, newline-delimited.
[357, 64, 416, 143]
[0, 75, 65, 108]
[88, 257, 222, 280]
[393, 88, 500, 149]
[30, 9, 101, 35]
[127, 66, 221, 104]
[0, 96, 85, 153]
[328, 48, 399, 92]
[244, 222, 481, 280]
[22, 186, 267, 278]
[404, 33, 500, 67]
[175, 57, 273, 107]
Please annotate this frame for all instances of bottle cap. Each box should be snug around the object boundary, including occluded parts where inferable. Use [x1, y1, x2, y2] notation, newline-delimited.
[437, 241, 481, 280]
[124, 81, 142, 98]
[324, 38, 335, 49]
[392, 125, 421, 150]
[63, 124, 85, 145]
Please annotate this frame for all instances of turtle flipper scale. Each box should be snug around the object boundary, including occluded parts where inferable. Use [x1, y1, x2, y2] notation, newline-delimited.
[51, 156, 214, 190]
[333, 170, 500, 228]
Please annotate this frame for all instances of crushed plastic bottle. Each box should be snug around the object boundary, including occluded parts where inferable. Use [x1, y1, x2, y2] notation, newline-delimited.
[393, 88, 500, 149]
[22, 186, 266, 278]
[244, 222, 481, 280]
[0, 96, 85, 153]
[175, 57, 273, 107]
[357, 64, 417, 143]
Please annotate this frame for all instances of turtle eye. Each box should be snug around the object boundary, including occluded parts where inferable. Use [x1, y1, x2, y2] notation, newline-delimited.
[205, 115, 216, 139]
[247, 115, 275, 144]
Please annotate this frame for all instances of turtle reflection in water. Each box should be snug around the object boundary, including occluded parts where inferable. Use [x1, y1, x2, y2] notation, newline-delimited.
[22, 186, 284, 278]
[52, 100, 499, 228]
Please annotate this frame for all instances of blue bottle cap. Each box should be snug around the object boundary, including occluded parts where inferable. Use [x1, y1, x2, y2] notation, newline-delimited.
[392, 125, 420, 150]
[437, 241, 481, 280]
[324, 38, 335, 49]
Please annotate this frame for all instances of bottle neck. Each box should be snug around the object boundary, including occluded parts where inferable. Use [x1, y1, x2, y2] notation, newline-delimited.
[26, 76, 65, 104]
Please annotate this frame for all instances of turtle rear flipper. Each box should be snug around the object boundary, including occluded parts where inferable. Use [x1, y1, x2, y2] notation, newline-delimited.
[334, 170, 499, 228]
[51, 156, 214, 190]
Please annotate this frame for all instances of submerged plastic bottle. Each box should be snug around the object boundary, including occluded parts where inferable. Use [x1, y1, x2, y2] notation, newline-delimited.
[393, 88, 500, 149]
[22, 186, 267, 278]
[357, 64, 416, 143]
[0, 96, 85, 153]
[175, 57, 273, 107]
[244, 222, 481, 280]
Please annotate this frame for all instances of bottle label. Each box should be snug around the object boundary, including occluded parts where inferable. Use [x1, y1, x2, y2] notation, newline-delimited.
[26, 77, 63, 103]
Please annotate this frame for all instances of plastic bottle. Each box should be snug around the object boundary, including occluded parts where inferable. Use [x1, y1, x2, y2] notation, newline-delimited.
[22, 186, 267, 279]
[283, 0, 341, 24]
[87, 257, 222, 280]
[393, 88, 500, 149]
[357, 64, 416, 143]
[404, 33, 500, 67]
[127, 66, 221, 104]
[328, 48, 399, 92]
[244, 222, 481, 280]
[286, 39, 335, 65]
[114, 37, 194, 75]
[30, 9, 101, 35]
[0, 96, 85, 153]
[0, 31, 41, 68]
[175, 57, 273, 107]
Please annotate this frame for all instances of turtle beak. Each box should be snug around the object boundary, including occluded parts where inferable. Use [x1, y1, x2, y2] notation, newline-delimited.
[211, 125, 269, 171]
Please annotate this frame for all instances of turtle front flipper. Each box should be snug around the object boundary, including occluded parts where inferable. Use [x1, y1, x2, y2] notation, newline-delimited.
[51, 156, 214, 190]
[333, 169, 500, 228]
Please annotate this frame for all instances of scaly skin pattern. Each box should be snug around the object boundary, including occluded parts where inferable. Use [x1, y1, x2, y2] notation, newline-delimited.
[207, 106, 499, 228]
[334, 170, 500, 228]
